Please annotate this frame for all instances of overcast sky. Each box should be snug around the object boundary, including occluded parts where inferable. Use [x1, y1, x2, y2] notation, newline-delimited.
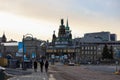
[0, 0, 120, 41]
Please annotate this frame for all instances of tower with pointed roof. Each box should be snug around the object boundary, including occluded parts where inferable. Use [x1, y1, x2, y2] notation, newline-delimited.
[65, 19, 70, 32]
[65, 19, 72, 41]
[2, 33, 7, 42]
[52, 31, 56, 45]
[58, 19, 66, 37]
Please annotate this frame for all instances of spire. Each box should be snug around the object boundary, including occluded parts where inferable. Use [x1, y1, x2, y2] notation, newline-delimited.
[2, 32, 6, 38]
[53, 30, 55, 34]
[52, 30, 56, 40]
[66, 18, 70, 30]
[61, 19, 64, 25]
[66, 18, 69, 27]
[2, 32, 7, 42]
[52, 30, 56, 45]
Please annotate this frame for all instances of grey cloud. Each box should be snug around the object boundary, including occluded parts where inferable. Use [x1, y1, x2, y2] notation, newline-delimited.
[0, 0, 119, 26]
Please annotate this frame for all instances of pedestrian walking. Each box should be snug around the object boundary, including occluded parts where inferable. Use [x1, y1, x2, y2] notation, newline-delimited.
[34, 60, 37, 72]
[45, 60, 49, 72]
[40, 59, 44, 72]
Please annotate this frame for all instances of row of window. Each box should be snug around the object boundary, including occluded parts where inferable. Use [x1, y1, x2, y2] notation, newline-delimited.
[46, 49, 75, 53]
[46, 48, 98, 53]
[81, 46, 97, 50]
[55, 41, 68, 44]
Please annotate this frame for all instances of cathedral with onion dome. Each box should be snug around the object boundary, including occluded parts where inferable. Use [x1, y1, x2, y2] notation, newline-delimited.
[46, 19, 75, 62]
[52, 19, 72, 47]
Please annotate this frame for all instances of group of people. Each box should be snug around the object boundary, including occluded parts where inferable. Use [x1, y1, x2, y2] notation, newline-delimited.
[33, 59, 49, 72]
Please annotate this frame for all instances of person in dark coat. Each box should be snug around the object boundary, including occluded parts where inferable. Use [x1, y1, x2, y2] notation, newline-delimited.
[40, 60, 44, 72]
[34, 60, 37, 72]
[45, 60, 49, 72]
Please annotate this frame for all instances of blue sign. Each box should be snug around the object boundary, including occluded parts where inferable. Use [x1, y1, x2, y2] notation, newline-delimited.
[18, 42, 23, 49]
[32, 53, 36, 58]
[18, 42, 23, 53]
[18, 42, 26, 53]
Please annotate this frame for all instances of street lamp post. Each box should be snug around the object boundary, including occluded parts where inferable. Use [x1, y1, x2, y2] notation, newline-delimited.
[22, 35, 27, 70]
[35, 45, 38, 60]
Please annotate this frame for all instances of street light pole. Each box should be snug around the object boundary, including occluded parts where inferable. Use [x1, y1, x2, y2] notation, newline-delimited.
[35, 45, 37, 60]
[22, 35, 26, 70]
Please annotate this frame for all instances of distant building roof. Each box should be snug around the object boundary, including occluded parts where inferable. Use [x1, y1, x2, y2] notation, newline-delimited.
[1, 42, 18, 46]
[8, 39, 17, 42]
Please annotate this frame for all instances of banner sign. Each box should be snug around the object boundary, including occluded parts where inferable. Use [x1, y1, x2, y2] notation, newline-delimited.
[17, 42, 26, 57]
[32, 53, 36, 58]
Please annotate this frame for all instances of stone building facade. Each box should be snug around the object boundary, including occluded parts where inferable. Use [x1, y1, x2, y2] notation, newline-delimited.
[23, 36, 45, 60]
[0, 42, 18, 58]
[0, 34, 45, 61]
[73, 39, 120, 64]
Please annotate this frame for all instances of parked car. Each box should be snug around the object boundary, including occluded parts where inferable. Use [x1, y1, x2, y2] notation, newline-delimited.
[68, 60, 75, 66]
